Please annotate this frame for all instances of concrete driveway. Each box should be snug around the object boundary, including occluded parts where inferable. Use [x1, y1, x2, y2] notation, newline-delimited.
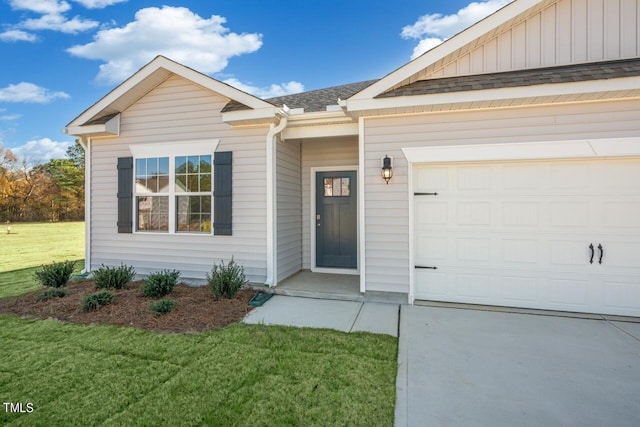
[396, 305, 640, 427]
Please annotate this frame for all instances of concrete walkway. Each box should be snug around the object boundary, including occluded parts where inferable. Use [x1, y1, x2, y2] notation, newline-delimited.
[243, 295, 399, 336]
[395, 305, 640, 427]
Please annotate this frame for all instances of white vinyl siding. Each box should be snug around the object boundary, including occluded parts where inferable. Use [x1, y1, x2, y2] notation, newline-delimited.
[301, 137, 358, 269]
[277, 139, 302, 281]
[398, 0, 640, 85]
[362, 98, 640, 294]
[89, 75, 270, 282]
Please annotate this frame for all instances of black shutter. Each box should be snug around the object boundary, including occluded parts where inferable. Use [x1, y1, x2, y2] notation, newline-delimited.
[213, 151, 232, 236]
[117, 157, 134, 233]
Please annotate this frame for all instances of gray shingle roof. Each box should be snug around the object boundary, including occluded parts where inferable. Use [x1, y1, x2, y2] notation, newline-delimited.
[376, 58, 640, 98]
[221, 80, 378, 113]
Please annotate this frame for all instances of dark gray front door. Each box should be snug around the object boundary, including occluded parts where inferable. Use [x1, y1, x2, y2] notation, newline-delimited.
[315, 171, 357, 269]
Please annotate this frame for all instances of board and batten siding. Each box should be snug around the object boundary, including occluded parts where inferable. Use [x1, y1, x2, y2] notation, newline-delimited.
[90, 75, 270, 283]
[276, 139, 302, 281]
[362, 98, 640, 294]
[300, 137, 359, 269]
[400, 0, 640, 85]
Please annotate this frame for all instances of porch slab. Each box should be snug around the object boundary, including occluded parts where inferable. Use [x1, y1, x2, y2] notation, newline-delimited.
[243, 295, 399, 336]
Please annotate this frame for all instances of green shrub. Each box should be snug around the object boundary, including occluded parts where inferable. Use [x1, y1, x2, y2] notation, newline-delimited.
[82, 290, 115, 312]
[150, 299, 176, 315]
[37, 288, 67, 301]
[92, 264, 136, 289]
[142, 270, 180, 298]
[34, 260, 76, 288]
[207, 257, 247, 300]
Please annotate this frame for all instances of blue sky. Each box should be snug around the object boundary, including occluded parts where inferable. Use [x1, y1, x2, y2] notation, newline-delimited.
[0, 0, 512, 163]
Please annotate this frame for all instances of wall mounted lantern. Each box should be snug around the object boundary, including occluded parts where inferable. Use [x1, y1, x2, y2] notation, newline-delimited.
[381, 155, 393, 184]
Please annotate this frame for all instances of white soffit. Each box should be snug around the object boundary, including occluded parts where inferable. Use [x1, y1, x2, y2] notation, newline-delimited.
[402, 137, 640, 163]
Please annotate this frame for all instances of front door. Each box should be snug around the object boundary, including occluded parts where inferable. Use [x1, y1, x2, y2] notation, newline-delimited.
[315, 171, 357, 269]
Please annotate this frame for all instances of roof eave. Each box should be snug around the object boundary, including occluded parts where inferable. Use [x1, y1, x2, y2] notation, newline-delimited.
[63, 113, 121, 138]
[344, 76, 640, 115]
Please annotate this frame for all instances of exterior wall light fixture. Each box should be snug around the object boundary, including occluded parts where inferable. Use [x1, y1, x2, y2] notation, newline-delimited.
[381, 155, 393, 184]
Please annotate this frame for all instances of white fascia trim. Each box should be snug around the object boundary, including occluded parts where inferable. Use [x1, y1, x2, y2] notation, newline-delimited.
[282, 123, 358, 140]
[358, 118, 366, 293]
[128, 139, 219, 158]
[401, 137, 640, 163]
[352, 0, 543, 99]
[287, 110, 351, 123]
[406, 158, 414, 305]
[221, 107, 281, 124]
[346, 76, 640, 112]
[310, 165, 360, 276]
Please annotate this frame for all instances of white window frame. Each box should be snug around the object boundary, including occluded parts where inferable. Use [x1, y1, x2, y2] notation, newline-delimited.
[130, 140, 219, 235]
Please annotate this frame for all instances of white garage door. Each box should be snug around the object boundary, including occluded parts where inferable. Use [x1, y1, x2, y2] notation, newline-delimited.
[413, 158, 640, 317]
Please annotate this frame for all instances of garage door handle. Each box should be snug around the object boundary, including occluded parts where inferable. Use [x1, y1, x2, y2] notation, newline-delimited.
[589, 243, 594, 264]
[415, 265, 438, 270]
[598, 244, 604, 265]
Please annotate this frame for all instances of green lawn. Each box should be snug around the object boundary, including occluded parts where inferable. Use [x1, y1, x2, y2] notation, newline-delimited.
[0, 222, 84, 297]
[0, 221, 84, 273]
[0, 316, 397, 426]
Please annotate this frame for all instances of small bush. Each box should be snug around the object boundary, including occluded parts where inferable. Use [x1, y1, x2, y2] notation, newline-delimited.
[82, 290, 115, 312]
[150, 299, 176, 315]
[34, 260, 75, 288]
[37, 288, 67, 301]
[142, 270, 180, 298]
[92, 264, 136, 289]
[207, 257, 247, 300]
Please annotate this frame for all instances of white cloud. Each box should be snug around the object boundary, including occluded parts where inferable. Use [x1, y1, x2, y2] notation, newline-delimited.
[0, 114, 22, 121]
[67, 6, 263, 84]
[0, 82, 70, 103]
[9, 0, 99, 35]
[9, 0, 71, 15]
[12, 138, 72, 163]
[72, 0, 127, 8]
[402, 0, 513, 59]
[21, 13, 98, 33]
[409, 38, 446, 60]
[0, 29, 38, 42]
[223, 78, 304, 99]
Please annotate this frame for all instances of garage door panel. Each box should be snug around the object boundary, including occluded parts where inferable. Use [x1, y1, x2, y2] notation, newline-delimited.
[456, 238, 491, 261]
[549, 202, 589, 228]
[415, 200, 448, 225]
[549, 240, 592, 266]
[601, 277, 640, 314]
[502, 239, 539, 264]
[547, 278, 589, 306]
[598, 241, 640, 269]
[502, 202, 540, 227]
[500, 275, 538, 303]
[456, 166, 492, 190]
[457, 202, 491, 225]
[548, 163, 590, 190]
[603, 201, 640, 229]
[413, 158, 640, 317]
[414, 270, 447, 299]
[502, 164, 540, 190]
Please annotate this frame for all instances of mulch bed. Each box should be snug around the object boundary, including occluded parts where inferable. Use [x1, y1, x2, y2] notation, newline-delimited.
[0, 280, 256, 333]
